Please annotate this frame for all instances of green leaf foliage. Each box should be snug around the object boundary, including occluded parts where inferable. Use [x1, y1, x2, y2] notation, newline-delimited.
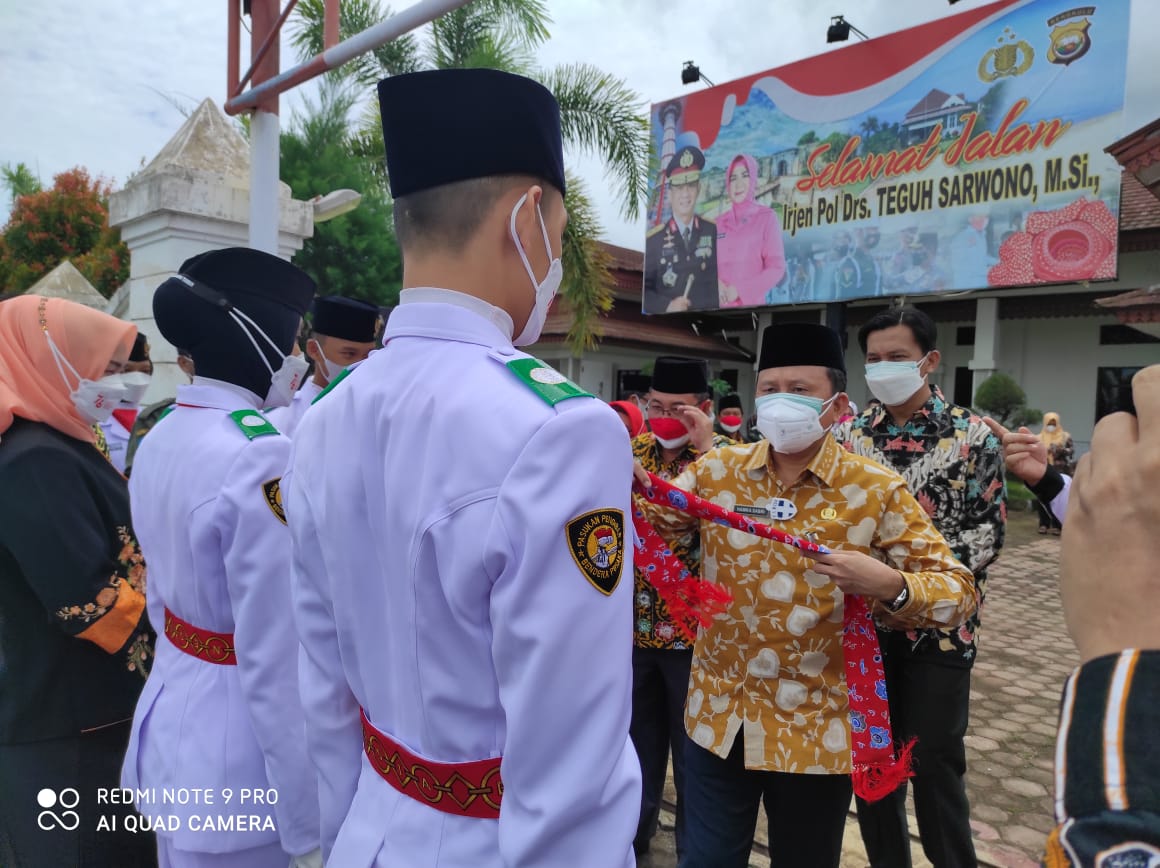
[973, 371, 1028, 426]
[280, 80, 402, 307]
[0, 167, 128, 297]
[288, 0, 647, 347]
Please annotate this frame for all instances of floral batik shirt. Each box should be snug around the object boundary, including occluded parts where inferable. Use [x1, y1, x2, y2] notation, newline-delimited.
[834, 387, 1006, 665]
[637, 435, 976, 773]
[631, 431, 734, 650]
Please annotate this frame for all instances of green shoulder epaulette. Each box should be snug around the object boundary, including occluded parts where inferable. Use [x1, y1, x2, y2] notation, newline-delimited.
[505, 357, 594, 407]
[228, 409, 280, 440]
[158, 404, 176, 422]
[311, 367, 352, 405]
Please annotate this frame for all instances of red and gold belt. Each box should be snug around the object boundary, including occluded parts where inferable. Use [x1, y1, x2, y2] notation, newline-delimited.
[361, 709, 503, 819]
[163, 607, 237, 665]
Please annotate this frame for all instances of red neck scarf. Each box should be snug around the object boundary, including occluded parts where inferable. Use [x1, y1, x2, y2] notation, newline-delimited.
[632, 471, 913, 802]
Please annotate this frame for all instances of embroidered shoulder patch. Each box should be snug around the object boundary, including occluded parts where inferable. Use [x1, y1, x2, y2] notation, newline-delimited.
[506, 358, 593, 406]
[311, 366, 352, 406]
[228, 410, 280, 440]
[566, 509, 625, 595]
[262, 478, 287, 525]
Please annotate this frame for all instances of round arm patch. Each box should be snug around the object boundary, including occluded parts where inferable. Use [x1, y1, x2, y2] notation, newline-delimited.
[566, 509, 625, 596]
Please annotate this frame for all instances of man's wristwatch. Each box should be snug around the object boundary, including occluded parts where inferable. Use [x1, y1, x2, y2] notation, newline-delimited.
[886, 580, 909, 612]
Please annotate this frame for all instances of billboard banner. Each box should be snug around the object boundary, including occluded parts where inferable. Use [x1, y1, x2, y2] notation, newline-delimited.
[642, 0, 1131, 314]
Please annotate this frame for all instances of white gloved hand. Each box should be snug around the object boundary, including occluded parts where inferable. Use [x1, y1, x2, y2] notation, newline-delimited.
[289, 848, 323, 868]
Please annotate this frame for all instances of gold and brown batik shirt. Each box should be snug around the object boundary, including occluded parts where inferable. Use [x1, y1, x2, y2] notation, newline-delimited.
[638, 435, 976, 774]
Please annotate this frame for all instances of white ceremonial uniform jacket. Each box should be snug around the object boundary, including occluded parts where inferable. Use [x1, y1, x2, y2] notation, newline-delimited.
[265, 378, 324, 438]
[121, 378, 319, 857]
[286, 289, 641, 867]
[99, 410, 134, 474]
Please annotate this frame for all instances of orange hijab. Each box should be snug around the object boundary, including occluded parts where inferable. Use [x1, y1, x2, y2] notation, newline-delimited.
[0, 295, 137, 443]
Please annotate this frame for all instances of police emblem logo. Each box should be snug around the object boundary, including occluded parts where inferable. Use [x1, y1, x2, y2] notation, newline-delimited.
[978, 29, 1034, 82]
[566, 509, 625, 595]
[679, 150, 694, 169]
[262, 478, 287, 525]
[1047, 14, 1092, 66]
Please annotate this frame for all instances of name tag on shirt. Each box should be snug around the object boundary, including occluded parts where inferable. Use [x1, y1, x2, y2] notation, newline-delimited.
[735, 499, 797, 521]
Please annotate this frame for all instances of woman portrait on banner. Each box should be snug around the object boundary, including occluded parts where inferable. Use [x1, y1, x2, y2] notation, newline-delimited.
[716, 154, 786, 308]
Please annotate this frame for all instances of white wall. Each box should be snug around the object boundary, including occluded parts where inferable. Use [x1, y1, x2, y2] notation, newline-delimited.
[998, 316, 1156, 451]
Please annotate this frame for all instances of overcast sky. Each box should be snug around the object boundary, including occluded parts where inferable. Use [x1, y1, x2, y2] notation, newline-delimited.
[1, 0, 1156, 250]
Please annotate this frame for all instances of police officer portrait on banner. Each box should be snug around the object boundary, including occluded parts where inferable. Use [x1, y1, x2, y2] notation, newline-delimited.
[644, 145, 719, 314]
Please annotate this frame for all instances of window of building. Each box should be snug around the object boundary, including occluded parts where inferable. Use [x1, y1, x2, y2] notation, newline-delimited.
[956, 326, 975, 346]
[1095, 366, 1143, 420]
[1098, 324, 1160, 345]
[954, 366, 973, 407]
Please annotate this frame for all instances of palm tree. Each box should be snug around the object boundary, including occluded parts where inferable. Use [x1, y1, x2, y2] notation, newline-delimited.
[1, 163, 43, 206]
[290, 0, 648, 352]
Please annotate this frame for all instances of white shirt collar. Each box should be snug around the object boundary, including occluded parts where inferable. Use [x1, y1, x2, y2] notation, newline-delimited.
[180, 377, 263, 410]
[399, 287, 515, 341]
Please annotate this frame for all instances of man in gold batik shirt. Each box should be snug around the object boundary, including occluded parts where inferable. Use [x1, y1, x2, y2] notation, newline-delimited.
[636, 323, 976, 868]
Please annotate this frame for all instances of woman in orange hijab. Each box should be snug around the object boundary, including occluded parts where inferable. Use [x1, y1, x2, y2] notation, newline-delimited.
[0, 295, 156, 866]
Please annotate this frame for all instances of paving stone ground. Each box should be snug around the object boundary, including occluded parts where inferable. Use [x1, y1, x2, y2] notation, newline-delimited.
[639, 516, 1069, 867]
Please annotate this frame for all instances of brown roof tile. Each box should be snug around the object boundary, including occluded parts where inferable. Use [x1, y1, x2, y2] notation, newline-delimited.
[1119, 171, 1160, 231]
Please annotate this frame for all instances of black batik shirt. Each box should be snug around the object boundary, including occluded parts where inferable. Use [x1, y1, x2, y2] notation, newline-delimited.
[835, 387, 1006, 664]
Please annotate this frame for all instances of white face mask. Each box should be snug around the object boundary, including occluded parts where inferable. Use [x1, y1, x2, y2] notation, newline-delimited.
[864, 354, 929, 407]
[755, 392, 837, 454]
[310, 340, 349, 384]
[223, 306, 308, 409]
[45, 333, 129, 425]
[509, 193, 563, 347]
[119, 371, 152, 406]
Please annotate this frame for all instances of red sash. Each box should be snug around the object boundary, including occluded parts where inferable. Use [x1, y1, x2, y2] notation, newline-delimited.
[163, 608, 237, 665]
[361, 710, 503, 819]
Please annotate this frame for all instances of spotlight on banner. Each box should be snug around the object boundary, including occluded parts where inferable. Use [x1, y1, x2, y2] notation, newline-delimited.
[681, 61, 716, 87]
[827, 15, 869, 42]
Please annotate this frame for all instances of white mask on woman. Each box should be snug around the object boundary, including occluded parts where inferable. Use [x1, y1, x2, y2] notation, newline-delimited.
[44, 333, 129, 425]
[119, 371, 152, 406]
[509, 193, 563, 347]
[225, 307, 309, 409]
